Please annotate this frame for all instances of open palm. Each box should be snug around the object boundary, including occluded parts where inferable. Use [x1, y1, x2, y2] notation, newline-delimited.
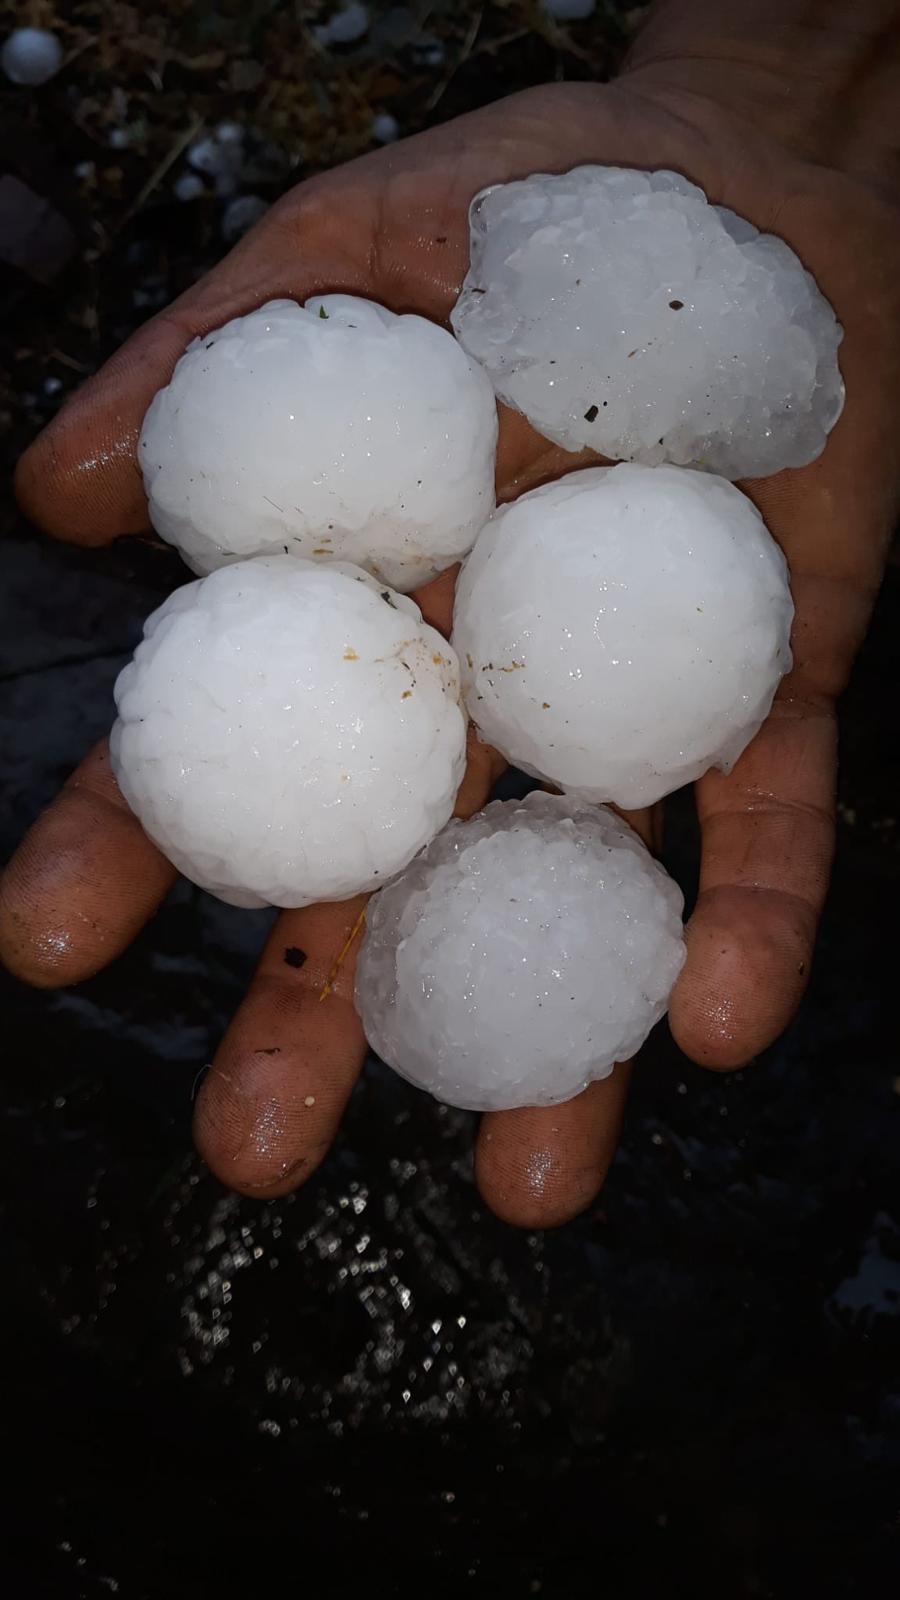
[3, 68, 898, 1224]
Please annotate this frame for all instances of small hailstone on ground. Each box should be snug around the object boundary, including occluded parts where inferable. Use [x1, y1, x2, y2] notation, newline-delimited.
[186, 129, 245, 196]
[111, 556, 466, 909]
[187, 137, 223, 173]
[221, 193, 268, 241]
[313, 3, 370, 46]
[356, 792, 686, 1112]
[543, 0, 596, 19]
[371, 112, 400, 144]
[214, 120, 244, 146]
[174, 172, 206, 202]
[452, 464, 793, 810]
[139, 295, 498, 591]
[412, 38, 445, 67]
[451, 166, 844, 479]
[2, 28, 63, 86]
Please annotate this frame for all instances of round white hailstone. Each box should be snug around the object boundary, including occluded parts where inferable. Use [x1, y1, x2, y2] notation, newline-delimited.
[452, 464, 794, 810]
[110, 556, 467, 909]
[214, 120, 244, 146]
[139, 295, 498, 591]
[186, 136, 224, 175]
[356, 792, 686, 1111]
[221, 193, 269, 241]
[174, 172, 206, 203]
[451, 166, 844, 479]
[371, 111, 400, 144]
[2, 28, 63, 86]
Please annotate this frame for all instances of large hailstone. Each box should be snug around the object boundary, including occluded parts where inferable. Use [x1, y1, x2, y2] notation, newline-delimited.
[356, 792, 686, 1112]
[111, 557, 466, 908]
[452, 464, 793, 810]
[451, 166, 844, 479]
[139, 295, 498, 591]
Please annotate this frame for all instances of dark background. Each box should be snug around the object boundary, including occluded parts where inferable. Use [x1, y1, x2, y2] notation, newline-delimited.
[1, 4, 898, 1595]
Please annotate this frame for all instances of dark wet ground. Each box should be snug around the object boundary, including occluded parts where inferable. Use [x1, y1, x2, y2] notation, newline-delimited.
[2, 5, 899, 1595]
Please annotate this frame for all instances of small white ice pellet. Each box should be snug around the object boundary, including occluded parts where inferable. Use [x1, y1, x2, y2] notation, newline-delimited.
[543, 0, 596, 20]
[174, 172, 206, 203]
[451, 165, 844, 479]
[371, 112, 400, 144]
[186, 130, 244, 197]
[452, 464, 794, 810]
[214, 120, 244, 146]
[313, 3, 370, 46]
[221, 193, 268, 241]
[139, 295, 498, 591]
[356, 792, 686, 1111]
[111, 556, 467, 909]
[186, 137, 227, 175]
[2, 28, 63, 86]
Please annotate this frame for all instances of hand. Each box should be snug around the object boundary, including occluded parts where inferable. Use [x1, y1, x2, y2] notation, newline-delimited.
[4, 10, 899, 1224]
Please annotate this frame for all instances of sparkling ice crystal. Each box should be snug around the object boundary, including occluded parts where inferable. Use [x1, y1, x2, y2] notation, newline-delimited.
[451, 166, 844, 478]
[139, 296, 497, 591]
[356, 792, 686, 1112]
[452, 464, 794, 810]
[111, 557, 466, 909]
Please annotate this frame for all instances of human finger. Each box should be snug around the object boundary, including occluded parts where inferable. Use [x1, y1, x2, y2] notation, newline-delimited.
[669, 686, 835, 1069]
[193, 897, 369, 1196]
[475, 1070, 631, 1228]
[0, 740, 176, 988]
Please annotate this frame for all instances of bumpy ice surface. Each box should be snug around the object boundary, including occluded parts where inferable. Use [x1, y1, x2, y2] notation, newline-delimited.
[356, 792, 686, 1112]
[451, 166, 844, 478]
[111, 557, 466, 908]
[453, 464, 793, 810]
[139, 296, 498, 590]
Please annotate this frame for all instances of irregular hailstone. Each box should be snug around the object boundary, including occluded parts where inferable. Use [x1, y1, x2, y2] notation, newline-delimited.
[452, 464, 793, 810]
[451, 166, 844, 479]
[140, 295, 497, 591]
[111, 557, 466, 909]
[356, 792, 686, 1112]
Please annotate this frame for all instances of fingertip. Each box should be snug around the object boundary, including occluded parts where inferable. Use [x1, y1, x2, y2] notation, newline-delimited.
[669, 886, 815, 1070]
[0, 744, 177, 989]
[475, 1072, 628, 1229]
[475, 1144, 603, 1229]
[193, 1057, 335, 1199]
[0, 849, 175, 989]
[194, 921, 368, 1198]
[0, 886, 89, 990]
[14, 400, 150, 545]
